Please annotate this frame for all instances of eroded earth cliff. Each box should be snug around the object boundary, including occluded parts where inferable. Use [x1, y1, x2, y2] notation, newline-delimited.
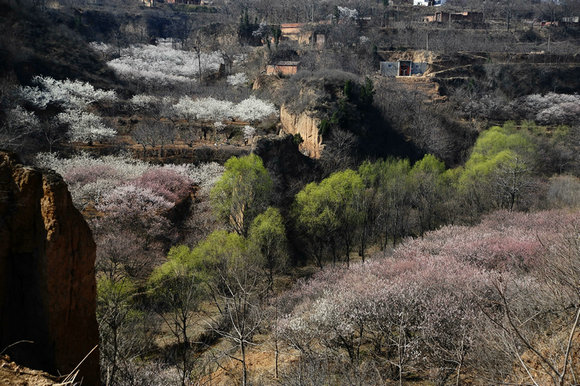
[0, 151, 99, 385]
[280, 105, 324, 158]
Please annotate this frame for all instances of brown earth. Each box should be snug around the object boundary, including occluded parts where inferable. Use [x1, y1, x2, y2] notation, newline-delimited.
[509, 324, 580, 385]
[201, 342, 300, 386]
[0, 355, 65, 386]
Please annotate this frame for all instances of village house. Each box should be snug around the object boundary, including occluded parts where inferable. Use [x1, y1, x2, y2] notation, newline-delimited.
[562, 16, 579, 24]
[266, 61, 300, 76]
[279, 22, 328, 48]
[423, 11, 483, 24]
[414, 0, 447, 6]
[380, 60, 427, 77]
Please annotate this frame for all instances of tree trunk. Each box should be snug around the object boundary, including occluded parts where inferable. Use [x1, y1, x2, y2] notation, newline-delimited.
[241, 341, 248, 386]
[197, 51, 202, 85]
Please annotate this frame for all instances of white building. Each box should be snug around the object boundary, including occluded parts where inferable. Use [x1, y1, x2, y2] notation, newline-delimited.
[414, 0, 447, 6]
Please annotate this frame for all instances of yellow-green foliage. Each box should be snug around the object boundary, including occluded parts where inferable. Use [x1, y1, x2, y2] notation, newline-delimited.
[150, 230, 248, 290]
[248, 207, 288, 270]
[98, 276, 135, 303]
[149, 245, 194, 285]
[459, 123, 535, 190]
[411, 154, 445, 175]
[293, 169, 363, 238]
[210, 154, 273, 236]
[97, 276, 139, 323]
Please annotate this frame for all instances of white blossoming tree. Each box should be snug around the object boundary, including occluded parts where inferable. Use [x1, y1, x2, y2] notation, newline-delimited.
[227, 73, 248, 86]
[173, 96, 277, 123]
[20, 76, 117, 110]
[17, 76, 118, 147]
[106, 39, 224, 88]
[0, 106, 41, 151]
[58, 110, 116, 143]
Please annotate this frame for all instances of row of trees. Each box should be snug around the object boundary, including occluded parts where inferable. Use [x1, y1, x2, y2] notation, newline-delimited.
[293, 121, 547, 266]
[295, 118, 580, 269]
[1, 70, 279, 160]
[124, 118, 572, 276]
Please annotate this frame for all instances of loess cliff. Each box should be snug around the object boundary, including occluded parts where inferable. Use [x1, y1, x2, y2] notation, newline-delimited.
[0, 151, 99, 385]
[280, 105, 324, 158]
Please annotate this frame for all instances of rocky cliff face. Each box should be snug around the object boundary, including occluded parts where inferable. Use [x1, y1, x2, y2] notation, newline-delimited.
[0, 152, 99, 385]
[280, 105, 324, 158]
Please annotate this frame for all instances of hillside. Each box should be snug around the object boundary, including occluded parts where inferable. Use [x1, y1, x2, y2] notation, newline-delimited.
[0, 0, 579, 384]
[0, 0, 117, 88]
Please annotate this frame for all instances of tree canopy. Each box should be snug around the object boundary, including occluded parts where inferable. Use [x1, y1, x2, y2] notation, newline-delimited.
[210, 154, 273, 236]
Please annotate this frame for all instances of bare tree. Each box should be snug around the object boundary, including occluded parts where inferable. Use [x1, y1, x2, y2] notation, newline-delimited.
[132, 119, 176, 157]
[492, 155, 535, 211]
[190, 30, 210, 85]
[206, 258, 266, 386]
[478, 227, 580, 386]
[150, 252, 203, 386]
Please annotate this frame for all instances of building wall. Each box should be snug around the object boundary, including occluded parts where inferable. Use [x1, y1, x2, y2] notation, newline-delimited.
[425, 11, 483, 23]
[380, 62, 399, 77]
[277, 65, 298, 76]
[414, 0, 447, 6]
[412, 62, 427, 74]
[280, 23, 304, 41]
[380, 61, 427, 76]
[562, 16, 579, 23]
[266, 65, 299, 76]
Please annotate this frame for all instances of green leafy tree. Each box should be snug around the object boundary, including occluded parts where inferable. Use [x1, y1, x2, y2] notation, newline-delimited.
[293, 169, 363, 267]
[149, 231, 263, 386]
[362, 158, 413, 248]
[343, 80, 354, 100]
[248, 207, 288, 291]
[359, 77, 375, 106]
[409, 154, 446, 236]
[293, 181, 337, 267]
[184, 230, 263, 386]
[182, 230, 249, 306]
[210, 154, 273, 236]
[355, 161, 380, 262]
[458, 123, 536, 212]
[271, 26, 282, 49]
[97, 277, 151, 386]
[98, 277, 134, 385]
